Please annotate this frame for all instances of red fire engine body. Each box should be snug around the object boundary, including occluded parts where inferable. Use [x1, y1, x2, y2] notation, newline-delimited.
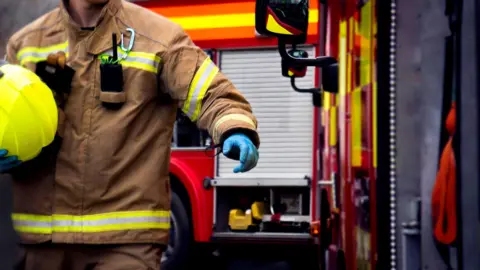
[323, 1, 377, 269]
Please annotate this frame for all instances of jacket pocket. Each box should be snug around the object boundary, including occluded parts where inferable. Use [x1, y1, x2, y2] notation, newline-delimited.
[99, 63, 126, 108]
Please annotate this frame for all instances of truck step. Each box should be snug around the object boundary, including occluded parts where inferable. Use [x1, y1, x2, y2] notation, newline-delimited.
[211, 232, 313, 243]
[210, 177, 310, 187]
[261, 215, 310, 223]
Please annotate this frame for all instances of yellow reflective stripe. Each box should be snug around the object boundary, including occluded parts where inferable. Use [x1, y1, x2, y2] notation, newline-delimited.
[102, 47, 161, 73]
[183, 59, 210, 114]
[324, 93, 338, 146]
[53, 210, 169, 221]
[12, 213, 52, 222]
[15, 226, 52, 234]
[124, 51, 161, 63]
[347, 18, 354, 94]
[182, 57, 219, 121]
[19, 53, 71, 66]
[12, 210, 170, 234]
[191, 63, 219, 121]
[213, 113, 256, 142]
[351, 87, 362, 166]
[329, 106, 337, 146]
[121, 61, 158, 73]
[323, 92, 331, 109]
[17, 41, 69, 66]
[373, 82, 377, 168]
[359, 1, 373, 87]
[339, 21, 347, 96]
[322, 92, 331, 133]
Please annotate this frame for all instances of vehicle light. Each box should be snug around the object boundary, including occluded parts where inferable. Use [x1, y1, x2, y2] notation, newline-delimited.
[310, 221, 320, 236]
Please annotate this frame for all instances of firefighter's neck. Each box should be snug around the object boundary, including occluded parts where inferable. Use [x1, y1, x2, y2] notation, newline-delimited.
[67, 0, 107, 28]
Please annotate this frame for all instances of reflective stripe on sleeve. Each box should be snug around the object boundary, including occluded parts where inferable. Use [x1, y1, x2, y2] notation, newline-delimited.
[212, 113, 257, 142]
[12, 210, 170, 234]
[102, 47, 161, 73]
[16, 41, 69, 66]
[182, 57, 219, 122]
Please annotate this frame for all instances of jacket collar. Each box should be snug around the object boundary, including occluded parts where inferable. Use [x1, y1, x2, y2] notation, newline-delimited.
[60, 0, 123, 55]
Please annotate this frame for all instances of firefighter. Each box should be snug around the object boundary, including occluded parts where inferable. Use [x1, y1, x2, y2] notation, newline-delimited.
[2, 0, 260, 269]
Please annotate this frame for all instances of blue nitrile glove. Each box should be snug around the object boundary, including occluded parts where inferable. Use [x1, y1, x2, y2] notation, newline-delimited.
[222, 133, 259, 173]
[0, 149, 22, 173]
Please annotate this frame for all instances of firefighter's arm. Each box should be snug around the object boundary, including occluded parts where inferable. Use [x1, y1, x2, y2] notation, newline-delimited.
[5, 38, 19, 64]
[160, 25, 260, 149]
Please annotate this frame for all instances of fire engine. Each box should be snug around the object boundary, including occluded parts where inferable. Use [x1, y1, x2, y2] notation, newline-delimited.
[130, 0, 374, 269]
[132, 0, 479, 270]
[132, 0, 330, 269]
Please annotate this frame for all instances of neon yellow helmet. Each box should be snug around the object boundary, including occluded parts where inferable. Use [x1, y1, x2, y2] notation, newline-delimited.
[0, 61, 58, 162]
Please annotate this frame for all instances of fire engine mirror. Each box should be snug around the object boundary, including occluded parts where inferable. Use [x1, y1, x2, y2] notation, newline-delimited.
[255, 0, 309, 44]
[322, 63, 339, 93]
[282, 48, 308, 78]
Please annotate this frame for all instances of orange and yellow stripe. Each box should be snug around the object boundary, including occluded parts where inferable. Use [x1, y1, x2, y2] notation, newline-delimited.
[146, 1, 319, 42]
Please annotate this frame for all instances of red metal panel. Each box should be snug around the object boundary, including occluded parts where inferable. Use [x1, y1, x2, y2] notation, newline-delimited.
[170, 150, 215, 242]
[344, 13, 357, 270]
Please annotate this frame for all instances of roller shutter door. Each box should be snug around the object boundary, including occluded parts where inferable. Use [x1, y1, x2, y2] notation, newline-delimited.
[217, 47, 315, 179]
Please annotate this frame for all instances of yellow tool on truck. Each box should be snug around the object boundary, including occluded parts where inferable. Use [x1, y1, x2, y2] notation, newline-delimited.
[0, 60, 58, 162]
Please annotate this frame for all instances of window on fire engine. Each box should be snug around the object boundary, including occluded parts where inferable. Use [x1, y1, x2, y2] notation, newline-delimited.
[172, 110, 211, 148]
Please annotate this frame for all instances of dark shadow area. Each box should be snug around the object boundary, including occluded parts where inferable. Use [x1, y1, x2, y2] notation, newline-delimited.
[0, 176, 19, 270]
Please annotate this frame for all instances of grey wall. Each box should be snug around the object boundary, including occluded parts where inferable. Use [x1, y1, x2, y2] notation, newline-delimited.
[396, 0, 452, 269]
[0, 0, 59, 56]
[418, 0, 451, 268]
[395, 0, 423, 267]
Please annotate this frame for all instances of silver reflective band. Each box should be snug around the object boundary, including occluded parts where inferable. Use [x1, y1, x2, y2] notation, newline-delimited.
[103, 49, 160, 72]
[182, 57, 219, 121]
[186, 60, 217, 118]
[18, 48, 68, 63]
[14, 216, 169, 228]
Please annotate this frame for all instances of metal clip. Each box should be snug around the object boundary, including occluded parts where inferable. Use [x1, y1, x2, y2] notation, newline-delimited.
[120, 28, 136, 59]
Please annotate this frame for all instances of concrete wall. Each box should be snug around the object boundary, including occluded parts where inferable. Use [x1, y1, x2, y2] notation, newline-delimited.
[396, 0, 452, 268]
[418, 0, 452, 268]
[0, 0, 58, 56]
[395, 0, 423, 267]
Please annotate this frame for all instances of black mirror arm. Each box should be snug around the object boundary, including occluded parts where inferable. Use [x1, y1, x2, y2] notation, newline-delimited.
[278, 39, 337, 67]
[291, 77, 322, 94]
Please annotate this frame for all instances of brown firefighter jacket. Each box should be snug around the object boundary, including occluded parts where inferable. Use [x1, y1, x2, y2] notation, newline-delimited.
[5, 0, 259, 245]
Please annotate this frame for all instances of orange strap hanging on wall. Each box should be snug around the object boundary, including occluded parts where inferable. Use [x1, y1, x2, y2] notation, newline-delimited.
[431, 103, 457, 245]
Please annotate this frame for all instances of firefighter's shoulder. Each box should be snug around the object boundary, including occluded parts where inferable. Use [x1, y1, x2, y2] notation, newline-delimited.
[8, 8, 62, 48]
[121, 2, 188, 48]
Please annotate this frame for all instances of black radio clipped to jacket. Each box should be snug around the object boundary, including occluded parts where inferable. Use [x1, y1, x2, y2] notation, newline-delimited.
[99, 33, 125, 110]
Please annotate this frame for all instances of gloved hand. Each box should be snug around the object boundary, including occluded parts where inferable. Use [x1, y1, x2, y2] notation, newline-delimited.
[222, 133, 259, 173]
[36, 52, 73, 138]
[0, 149, 22, 173]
